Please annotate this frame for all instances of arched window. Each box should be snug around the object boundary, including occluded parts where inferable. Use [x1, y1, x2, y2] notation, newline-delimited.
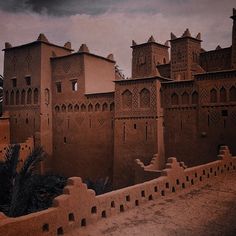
[74, 104, 79, 112]
[16, 90, 20, 105]
[192, 91, 198, 104]
[61, 104, 66, 112]
[181, 92, 189, 105]
[81, 104, 86, 112]
[229, 86, 236, 101]
[55, 105, 60, 112]
[21, 90, 26, 104]
[33, 88, 39, 104]
[68, 104, 73, 112]
[171, 93, 179, 105]
[140, 88, 150, 108]
[220, 87, 227, 102]
[122, 90, 132, 109]
[27, 89, 32, 104]
[88, 103, 93, 112]
[210, 88, 217, 103]
[102, 103, 108, 111]
[5, 91, 9, 105]
[110, 102, 115, 111]
[10, 90, 14, 105]
[95, 103, 100, 111]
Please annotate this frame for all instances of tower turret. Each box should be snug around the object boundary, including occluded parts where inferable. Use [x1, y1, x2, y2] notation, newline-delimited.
[170, 29, 202, 80]
[131, 36, 169, 78]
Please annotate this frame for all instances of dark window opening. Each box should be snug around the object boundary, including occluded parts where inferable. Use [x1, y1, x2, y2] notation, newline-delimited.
[12, 78, 17, 87]
[64, 137, 67, 144]
[71, 80, 78, 91]
[25, 76, 31, 86]
[222, 110, 228, 117]
[68, 213, 75, 222]
[56, 82, 62, 93]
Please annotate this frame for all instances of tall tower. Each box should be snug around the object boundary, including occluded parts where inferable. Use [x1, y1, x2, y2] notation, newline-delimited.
[170, 29, 202, 80]
[231, 8, 236, 68]
[131, 36, 169, 78]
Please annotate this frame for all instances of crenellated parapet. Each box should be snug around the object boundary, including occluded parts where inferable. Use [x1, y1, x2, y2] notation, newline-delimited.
[0, 146, 236, 236]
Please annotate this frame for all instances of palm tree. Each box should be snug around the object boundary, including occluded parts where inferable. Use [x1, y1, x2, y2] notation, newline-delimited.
[0, 145, 67, 217]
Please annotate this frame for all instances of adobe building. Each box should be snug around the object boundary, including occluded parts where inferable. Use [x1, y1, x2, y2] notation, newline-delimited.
[1, 9, 236, 189]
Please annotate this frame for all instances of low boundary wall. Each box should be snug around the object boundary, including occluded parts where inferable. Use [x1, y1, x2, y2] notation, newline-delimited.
[0, 146, 235, 236]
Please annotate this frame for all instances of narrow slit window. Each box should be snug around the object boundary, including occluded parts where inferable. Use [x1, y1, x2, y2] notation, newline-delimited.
[72, 80, 78, 91]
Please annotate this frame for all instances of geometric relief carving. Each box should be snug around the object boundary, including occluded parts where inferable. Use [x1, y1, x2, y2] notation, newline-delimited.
[98, 118, 105, 126]
[122, 89, 132, 109]
[140, 88, 150, 108]
[150, 84, 156, 109]
[230, 111, 236, 125]
[199, 88, 208, 103]
[209, 111, 221, 125]
[133, 87, 138, 109]
[63, 61, 71, 73]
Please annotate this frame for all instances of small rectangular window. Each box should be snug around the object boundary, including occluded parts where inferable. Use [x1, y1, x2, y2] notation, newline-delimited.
[12, 78, 17, 87]
[25, 76, 31, 86]
[56, 82, 62, 93]
[221, 110, 228, 117]
[71, 80, 78, 91]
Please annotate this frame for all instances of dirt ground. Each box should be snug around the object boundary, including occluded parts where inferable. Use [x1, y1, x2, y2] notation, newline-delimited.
[67, 171, 236, 236]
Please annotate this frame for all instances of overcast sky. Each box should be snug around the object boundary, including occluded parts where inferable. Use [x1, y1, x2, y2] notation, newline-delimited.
[0, 0, 235, 77]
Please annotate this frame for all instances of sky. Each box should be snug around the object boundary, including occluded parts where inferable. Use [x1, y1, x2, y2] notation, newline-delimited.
[0, 0, 235, 77]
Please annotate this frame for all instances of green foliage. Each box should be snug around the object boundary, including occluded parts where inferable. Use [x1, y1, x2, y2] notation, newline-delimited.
[0, 145, 67, 217]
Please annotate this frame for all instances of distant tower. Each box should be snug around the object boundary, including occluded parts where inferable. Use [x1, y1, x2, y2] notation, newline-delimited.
[170, 29, 202, 80]
[231, 8, 236, 69]
[131, 36, 169, 78]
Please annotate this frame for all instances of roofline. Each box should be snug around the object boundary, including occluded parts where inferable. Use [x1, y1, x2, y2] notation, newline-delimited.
[194, 69, 236, 77]
[85, 91, 114, 96]
[3, 41, 74, 52]
[114, 75, 172, 83]
[161, 79, 194, 84]
[131, 41, 169, 49]
[200, 46, 231, 54]
[170, 36, 202, 43]
[51, 51, 115, 63]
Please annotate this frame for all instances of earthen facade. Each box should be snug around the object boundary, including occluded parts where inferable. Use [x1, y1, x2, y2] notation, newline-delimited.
[1, 9, 236, 188]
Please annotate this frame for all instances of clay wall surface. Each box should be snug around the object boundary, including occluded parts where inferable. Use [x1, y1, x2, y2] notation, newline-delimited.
[132, 43, 169, 79]
[39, 43, 71, 172]
[0, 146, 235, 236]
[162, 70, 236, 166]
[3, 44, 42, 144]
[170, 37, 201, 80]
[157, 63, 171, 78]
[200, 47, 232, 72]
[51, 53, 115, 180]
[0, 113, 10, 144]
[113, 78, 161, 188]
[0, 137, 34, 166]
[84, 54, 115, 94]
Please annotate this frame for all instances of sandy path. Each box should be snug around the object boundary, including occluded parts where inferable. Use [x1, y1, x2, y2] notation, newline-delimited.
[67, 171, 236, 236]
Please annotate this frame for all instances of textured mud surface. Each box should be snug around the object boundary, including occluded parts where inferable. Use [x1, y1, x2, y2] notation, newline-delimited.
[67, 172, 236, 236]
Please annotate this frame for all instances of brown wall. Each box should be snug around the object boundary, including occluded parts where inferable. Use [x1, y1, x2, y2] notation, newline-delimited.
[162, 71, 236, 166]
[113, 78, 164, 188]
[51, 53, 115, 181]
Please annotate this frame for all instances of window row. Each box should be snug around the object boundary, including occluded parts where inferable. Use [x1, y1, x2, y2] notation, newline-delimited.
[171, 91, 198, 105]
[5, 88, 39, 105]
[10, 76, 31, 88]
[56, 80, 78, 93]
[209, 86, 236, 103]
[122, 88, 151, 109]
[55, 102, 115, 113]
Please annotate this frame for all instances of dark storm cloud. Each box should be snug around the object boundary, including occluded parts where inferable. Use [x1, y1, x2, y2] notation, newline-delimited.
[0, 0, 122, 15]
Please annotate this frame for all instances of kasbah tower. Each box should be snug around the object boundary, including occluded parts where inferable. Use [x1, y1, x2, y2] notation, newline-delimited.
[1, 9, 236, 189]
